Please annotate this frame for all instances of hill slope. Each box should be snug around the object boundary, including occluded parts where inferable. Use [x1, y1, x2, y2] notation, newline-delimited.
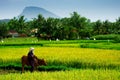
[19, 6, 59, 20]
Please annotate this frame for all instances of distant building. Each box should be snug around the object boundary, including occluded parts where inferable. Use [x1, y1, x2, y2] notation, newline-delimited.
[8, 30, 19, 38]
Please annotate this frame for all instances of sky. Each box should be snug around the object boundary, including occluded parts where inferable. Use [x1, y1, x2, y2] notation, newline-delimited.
[0, 0, 120, 22]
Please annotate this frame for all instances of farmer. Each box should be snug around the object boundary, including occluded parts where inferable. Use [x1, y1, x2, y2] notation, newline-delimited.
[28, 47, 35, 72]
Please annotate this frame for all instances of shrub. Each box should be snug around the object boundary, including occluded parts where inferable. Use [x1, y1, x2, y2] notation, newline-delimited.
[114, 35, 120, 42]
[91, 34, 119, 40]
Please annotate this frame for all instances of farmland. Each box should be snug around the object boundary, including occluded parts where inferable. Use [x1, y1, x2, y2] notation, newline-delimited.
[0, 38, 120, 80]
[0, 69, 120, 80]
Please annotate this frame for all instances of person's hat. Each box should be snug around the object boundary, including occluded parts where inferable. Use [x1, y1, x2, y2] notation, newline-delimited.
[29, 47, 34, 51]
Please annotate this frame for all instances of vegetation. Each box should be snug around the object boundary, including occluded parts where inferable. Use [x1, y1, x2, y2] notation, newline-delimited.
[0, 69, 120, 80]
[0, 11, 120, 79]
[0, 23, 8, 39]
[0, 47, 120, 69]
[0, 38, 120, 79]
[0, 12, 120, 40]
[0, 46, 120, 79]
[1, 37, 120, 50]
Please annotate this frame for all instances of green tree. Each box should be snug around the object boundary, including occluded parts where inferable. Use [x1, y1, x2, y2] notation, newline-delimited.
[17, 16, 26, 33]
[0, 23, 8, 39]
[8, 17, 18, 31]
[114, 17, 120, 34]
[92, 20, 103, 35]
[8, 16, 26, 34]
[44, 17, 55, 37]
[33, 14, 46, 40]
[70, 12, 91, 39]
[60, 17, 71, 39]
[24, 21, 34, 36]
[102, 20, 112, 34]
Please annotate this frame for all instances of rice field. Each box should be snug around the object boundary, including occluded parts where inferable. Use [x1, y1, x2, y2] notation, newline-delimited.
[0, 38, 120, 80]
[0, 47, 120, 79]
[0, 69, 120, 80]
[0, 47, 120, 68]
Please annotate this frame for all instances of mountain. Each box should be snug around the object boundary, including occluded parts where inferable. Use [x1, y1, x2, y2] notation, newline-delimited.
[0, 19, 10, 23]
[19, 6, 59, 20]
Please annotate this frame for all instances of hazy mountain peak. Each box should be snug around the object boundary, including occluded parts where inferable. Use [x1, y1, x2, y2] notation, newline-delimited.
[19, 6, 59, 20]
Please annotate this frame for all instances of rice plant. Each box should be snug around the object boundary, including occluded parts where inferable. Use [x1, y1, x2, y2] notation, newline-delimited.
[0, 47, 120, 69]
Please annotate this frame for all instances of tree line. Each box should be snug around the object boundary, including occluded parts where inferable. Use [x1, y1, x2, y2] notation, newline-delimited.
[0, 12, 120, 40]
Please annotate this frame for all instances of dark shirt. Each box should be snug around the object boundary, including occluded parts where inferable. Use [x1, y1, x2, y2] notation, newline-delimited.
[28, 50, 34, 72]
[28, 50, 34, 58]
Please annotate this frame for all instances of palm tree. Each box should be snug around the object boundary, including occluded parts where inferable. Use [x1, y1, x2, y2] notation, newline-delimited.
[102, 20, 112, 34]
[17, 16, 26, 33]
[33, 14, 45, 40]
[92, 20, 103, 35]
[70, 12, 91, 39]
[115, 17, 120, 34]
[0, 23, 8, 39]
[8, 17, 18, 31]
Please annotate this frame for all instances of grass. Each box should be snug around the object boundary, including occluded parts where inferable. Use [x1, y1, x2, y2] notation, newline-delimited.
[0, 69, 120, 80]
[0, 37, 111, 43]
[1, 37, 120, 50]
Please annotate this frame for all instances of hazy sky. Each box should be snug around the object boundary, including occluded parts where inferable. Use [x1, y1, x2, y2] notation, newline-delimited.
[0, 0, 120, 22]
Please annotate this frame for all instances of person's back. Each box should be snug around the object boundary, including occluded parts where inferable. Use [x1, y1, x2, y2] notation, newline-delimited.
[28, 50, 34, 58]
[28, 47, 34, 72]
